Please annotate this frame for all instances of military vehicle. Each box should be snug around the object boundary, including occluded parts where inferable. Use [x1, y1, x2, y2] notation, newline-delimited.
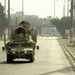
[2, 21, 39, 63]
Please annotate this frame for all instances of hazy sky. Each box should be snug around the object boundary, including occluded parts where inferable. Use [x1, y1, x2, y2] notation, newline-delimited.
[0, 0, 68, 18]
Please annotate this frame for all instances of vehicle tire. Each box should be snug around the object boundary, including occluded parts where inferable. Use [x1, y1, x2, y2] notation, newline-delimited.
[29, 54, 34, 63]
[7, 54, 13, 63]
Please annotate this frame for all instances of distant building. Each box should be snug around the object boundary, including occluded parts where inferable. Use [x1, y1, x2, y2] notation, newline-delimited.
[25, 15, 39, 19]
[10, 11, 39, 26]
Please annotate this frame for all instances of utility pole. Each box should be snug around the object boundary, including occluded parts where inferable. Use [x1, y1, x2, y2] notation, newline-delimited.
[71, 0, 73, 29]
[22, 0, 24, 20]
[8, 0, 10, 39]
[67, 0, 69, 16]
[63, 0, 66, 17]
[70, 0, 74, 42]
[62, 0, 66, 38]
[4, 0, 6, 16]
[54, 0, 55, 18]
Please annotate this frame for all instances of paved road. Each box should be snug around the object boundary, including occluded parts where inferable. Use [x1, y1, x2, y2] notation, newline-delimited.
[0, 36, 74, 75]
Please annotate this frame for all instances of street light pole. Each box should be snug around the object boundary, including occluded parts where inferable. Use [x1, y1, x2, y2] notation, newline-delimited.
[8, 0, 10, 39]
[57, 0, 66, 17]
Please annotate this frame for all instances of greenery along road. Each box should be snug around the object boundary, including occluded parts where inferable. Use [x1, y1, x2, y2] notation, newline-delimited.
[0, 3, 8, 37]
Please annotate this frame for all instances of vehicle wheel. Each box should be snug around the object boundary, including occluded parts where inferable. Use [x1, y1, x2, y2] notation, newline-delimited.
[29, 54, 34, 63]
[7, 54, 13, 63]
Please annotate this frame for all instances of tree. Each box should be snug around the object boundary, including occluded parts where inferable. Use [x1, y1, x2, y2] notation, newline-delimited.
[0, 3, 8, 37]
[50, 17, 71, 37]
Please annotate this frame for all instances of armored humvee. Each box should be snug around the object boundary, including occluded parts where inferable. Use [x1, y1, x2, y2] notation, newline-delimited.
[2, 21, 39, 63]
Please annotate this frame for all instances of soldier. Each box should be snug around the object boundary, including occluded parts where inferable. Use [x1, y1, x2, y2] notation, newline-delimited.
[19, 21, 37, 50]
[19, 21, 37, 43]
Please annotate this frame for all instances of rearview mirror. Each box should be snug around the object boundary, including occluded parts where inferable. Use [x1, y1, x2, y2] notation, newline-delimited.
[2, 47, 5, 51]
[36, 45, 39, 50]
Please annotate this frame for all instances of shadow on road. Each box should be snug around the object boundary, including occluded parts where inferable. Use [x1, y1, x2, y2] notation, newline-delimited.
[39, 66, 75, 75]
[0, 60, 33, 64]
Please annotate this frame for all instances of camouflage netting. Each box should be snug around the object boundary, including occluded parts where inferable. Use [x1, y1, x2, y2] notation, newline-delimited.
[11, 21, 37, 42]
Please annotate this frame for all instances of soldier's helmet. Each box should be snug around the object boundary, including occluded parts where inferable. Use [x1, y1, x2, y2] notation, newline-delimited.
[19, 21, 30, 26]
[19, 21, 32, 31]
